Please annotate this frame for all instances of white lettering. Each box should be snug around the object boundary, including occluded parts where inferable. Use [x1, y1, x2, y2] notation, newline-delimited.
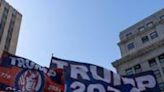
[113, 73, 121, 86]
[52, 60, 68, 69]
[108, 86, 121, 92]
[71, 65, 90, 80]
[135, 75, 156, 91]
[34, 64, 48, 73]
[88, 84, 105, 92]
[10, 57, 17, 65]
[122, 77, 135, 86]
[130, 88, 141, 92]
[9, 57, 57, 77]
[17, 58, 26, 68]
[71, 81, 85, 92]
[90, 65, 111, 83]
[25, 59, 35, 69]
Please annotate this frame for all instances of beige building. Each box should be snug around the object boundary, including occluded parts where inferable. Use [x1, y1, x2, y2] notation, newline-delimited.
[112, 8, 164, 91]
[0, 0, 22, 55]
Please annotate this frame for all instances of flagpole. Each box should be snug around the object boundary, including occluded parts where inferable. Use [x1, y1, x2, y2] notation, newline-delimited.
[52, 53, 54, 57]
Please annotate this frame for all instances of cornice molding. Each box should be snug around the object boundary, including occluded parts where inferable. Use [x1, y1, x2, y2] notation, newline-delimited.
[113, 38, 164, 67]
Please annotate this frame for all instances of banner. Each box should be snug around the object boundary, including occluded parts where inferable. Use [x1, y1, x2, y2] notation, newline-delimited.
[50, 57, 160, 92]
[0, 52, 64, 92]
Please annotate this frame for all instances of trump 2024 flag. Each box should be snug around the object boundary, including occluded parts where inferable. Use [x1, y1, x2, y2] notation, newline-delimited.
[50, 56, 160, 92]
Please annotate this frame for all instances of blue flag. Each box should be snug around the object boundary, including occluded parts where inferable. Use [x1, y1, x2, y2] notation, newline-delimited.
[50, 56, 160, 92]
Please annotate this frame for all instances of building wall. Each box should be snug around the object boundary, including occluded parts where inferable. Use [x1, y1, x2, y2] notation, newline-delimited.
[115, 47, 164, 91]
[112, 8, 164, 91]
[0, 0, 22, 55]
[118, 9, 164, 57]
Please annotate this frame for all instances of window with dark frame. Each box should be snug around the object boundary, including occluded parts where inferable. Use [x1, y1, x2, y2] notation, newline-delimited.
[153, 69, 161, 78]
[141, 36, 149, 43]
[158, 53, 164, 64]
[162, 67, 164, 74]
[148, 58, 157, 67]
[159, 83, 164, 91]
[126, 32, 132, 38]
[150, 31, 158, 39]
[4, 13, 16, 51]
[134, 64, 142, 73]
[160, 15, 164, 20]
[146, 22, 153, 28]
[0, 6, 9, 43]
[138, 26, 145, 31]
[0, 0, 2, 7]
[127, 42, 135, 50]
[125, 68, 133, 75]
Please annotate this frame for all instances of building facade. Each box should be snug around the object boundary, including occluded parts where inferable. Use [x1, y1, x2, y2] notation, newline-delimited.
[0, 0, 22, 55]
[112, 9, 164, 91]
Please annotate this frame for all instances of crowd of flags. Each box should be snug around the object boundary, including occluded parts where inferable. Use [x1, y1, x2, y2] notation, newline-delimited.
[0, 51, 160, 92]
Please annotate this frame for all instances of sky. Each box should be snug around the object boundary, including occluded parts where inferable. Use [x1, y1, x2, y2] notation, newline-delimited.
[6, 0, 164, 72]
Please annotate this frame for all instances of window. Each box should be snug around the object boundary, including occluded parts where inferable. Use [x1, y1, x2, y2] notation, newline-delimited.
[147, 22, 153, 27]
[160, 15, 164, 20]
[138, 26, 145, 31]
[0, 6, 9, 43]
[126, 32, 132, 38]
[150, 31, 158, 39]
[153, 69, 161, 78]
[4, 14, 16, 51]
[162, 67, 164, 74]
[148, 58, 157, 67]
[0, 0, 1, 7]
[159, 83, 164, 91]
[158, 54, 164, 64]
[134, 64, 142, 73]
[141, 36, 149, 43]
[127, 42, 135, 50]
[125, 68, 133, 75]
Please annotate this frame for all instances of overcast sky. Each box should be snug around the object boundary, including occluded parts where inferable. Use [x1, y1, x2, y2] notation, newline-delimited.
[6, 0, 164, 72]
